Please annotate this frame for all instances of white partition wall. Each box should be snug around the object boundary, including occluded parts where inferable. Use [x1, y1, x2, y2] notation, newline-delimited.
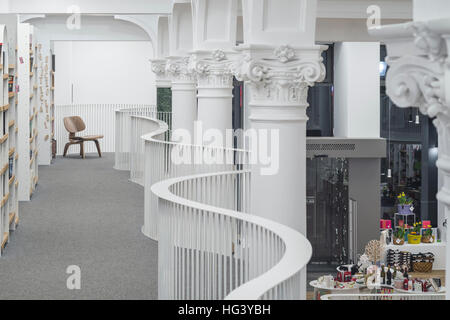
[333, 42, 380, 138]
[17, 23, 38, 201]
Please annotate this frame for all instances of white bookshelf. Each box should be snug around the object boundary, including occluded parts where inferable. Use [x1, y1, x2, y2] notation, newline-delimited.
[0, 23, 19, 255]
[36, 42, 53, 164]
[17, 23, 38, 202]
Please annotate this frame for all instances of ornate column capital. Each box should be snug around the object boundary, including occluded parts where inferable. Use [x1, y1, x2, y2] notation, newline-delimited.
[188, 49, 239, 89]
[231, 44, 326, 121]
[372, 19, 450, 207]
[150, 58, 171, 88]
[166, 56, 196, 83]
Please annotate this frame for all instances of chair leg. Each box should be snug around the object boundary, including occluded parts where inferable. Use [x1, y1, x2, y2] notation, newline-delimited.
[80, 142, 85, 159]
[94, 140, 102, 157]
[63, 143, 70, 157]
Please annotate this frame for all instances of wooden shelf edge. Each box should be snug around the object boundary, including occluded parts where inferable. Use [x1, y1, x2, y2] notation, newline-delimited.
[0, 133, 9, 144]
[1, 193, 10, 207]
[9, 212, 15, 225]
[0, 163, 9, 175]
[1, 232, 8, 250]
[9, 175, 15, 186]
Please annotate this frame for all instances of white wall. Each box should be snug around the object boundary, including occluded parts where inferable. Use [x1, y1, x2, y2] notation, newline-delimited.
[333, 42, 380, 138]
[54, 41, 155, 105]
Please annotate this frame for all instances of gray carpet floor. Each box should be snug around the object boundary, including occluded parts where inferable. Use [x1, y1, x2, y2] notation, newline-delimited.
[0, 153, 158, 299]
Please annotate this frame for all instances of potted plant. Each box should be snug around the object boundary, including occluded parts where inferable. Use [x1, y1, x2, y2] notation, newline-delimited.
[397, 192, 414, 214]
[422, 224, 434, 243]
[408, 221, 422, 244]
[393, 227, 405, 245]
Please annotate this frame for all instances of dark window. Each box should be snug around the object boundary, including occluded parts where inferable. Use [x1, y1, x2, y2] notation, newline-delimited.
[307, 44, 334, 137]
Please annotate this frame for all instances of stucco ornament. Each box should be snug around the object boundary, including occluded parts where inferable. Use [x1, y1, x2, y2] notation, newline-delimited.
[274, 45, 296, 63]
[212, 49, 226, 62]
[384, 23, 450, 136]
[166, 56, 196, 82]
[189, 50, 237, 88]
[151, 60, 167, 76]
[231, 47, 326, 104]
[409, 22, 445, 62]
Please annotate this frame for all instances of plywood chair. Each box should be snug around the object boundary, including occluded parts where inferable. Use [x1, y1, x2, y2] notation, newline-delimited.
[63, 116, 103, 159]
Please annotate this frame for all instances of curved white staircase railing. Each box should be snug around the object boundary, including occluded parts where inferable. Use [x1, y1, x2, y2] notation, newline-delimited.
[114, 107, 313, 299]
[152, 170, 312, 300]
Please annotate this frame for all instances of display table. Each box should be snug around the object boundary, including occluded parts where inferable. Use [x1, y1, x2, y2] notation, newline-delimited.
[383, 242, 446, 270]
[309, 280, 364, 300]
[393, 286, 446, 294]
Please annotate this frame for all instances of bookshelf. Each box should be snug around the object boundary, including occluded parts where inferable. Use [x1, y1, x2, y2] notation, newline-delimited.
[36, 43, 54, 164]
[17, 23, 38, 202]
[0, 24, 19, 256]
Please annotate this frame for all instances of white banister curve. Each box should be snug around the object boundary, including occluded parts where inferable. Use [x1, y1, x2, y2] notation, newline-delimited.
[114, 108, 313, 300]
[151, 170, 312, 300]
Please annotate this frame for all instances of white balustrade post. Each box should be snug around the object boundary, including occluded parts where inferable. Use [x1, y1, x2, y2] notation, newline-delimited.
[233, 0, 325, 300]
[166, 56, 197, 135]
[370, 0, 450, 299]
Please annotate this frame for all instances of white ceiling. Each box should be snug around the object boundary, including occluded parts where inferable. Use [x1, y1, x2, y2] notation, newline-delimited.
[1, 0, 412, 20]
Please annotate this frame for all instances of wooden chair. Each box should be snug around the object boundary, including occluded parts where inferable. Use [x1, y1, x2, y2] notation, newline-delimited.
[63, 116, 103, 159]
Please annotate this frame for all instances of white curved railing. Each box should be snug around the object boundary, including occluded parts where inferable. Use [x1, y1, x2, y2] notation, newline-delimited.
[141, 122, 249, 240]
[321, 294, 445, 300]
[152, 171, 312, 300]
[114, 106, 171, 172]
[114, 108, 313, 300]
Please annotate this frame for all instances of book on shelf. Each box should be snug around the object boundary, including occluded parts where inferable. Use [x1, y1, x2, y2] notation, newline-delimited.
[8, 75, 14, 92]
[8, 157, 13, 179]
[30, 57, 34, 72]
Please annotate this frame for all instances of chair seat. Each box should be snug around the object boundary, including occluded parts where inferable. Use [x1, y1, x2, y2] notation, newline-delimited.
[78, 135, 104, 141]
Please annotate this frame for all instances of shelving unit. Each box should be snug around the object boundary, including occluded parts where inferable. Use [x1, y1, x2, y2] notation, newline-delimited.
[17, 23, 38, 201]
[0, 24, 19, 256]
[36, 43, 54, 164]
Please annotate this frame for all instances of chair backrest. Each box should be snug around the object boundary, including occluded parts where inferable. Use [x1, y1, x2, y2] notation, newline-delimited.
[64, 116, 86, 134]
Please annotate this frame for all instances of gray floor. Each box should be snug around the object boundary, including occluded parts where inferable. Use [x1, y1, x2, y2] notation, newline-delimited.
[0, 153, 158, 299]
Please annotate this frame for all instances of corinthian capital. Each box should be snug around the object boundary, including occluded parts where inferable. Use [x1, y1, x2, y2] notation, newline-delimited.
[386, 55, 447, 119]
[166, 56, 196, 83]
[231, 44, 326, 105]
[188, 49, 238, 88]
[150, 59, 171, 88]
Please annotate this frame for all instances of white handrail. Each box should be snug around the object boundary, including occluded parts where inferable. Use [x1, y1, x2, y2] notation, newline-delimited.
[114, 109, 313, 300]
[151, 171, 312, 300]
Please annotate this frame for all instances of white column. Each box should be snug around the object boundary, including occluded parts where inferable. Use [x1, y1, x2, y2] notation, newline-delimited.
[334, 42, 380, 138]
[189, 0, 238, 136]
[234, 0, 325, 300]
[166, 56, 197, 134]
[151, 58, 171, 89]
[190, 50, 235, 134]
[234, 45, 325, 235]
[371, 0, 450, 298]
